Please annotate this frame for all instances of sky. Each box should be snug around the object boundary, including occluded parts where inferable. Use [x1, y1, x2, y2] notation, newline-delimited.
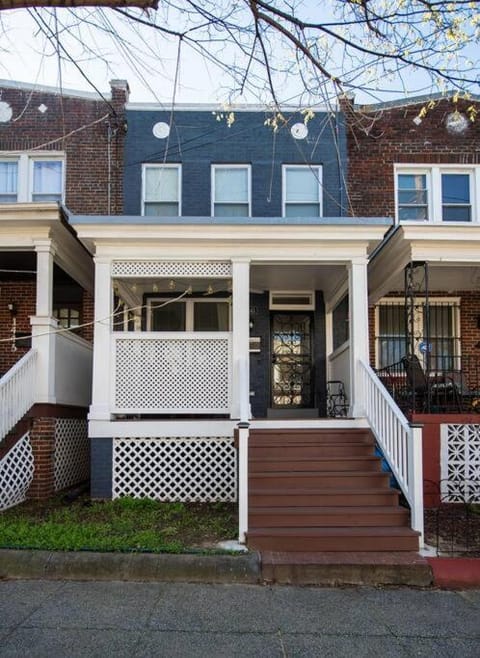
[0, 4, 478, 107]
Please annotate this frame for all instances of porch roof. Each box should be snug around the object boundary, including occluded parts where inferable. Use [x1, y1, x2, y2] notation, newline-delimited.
[369, 223, 480, 303]
[0, 203, 94, 292]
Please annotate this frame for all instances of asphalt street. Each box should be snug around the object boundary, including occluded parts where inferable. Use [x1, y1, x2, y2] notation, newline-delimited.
[0, 580, 479, 657]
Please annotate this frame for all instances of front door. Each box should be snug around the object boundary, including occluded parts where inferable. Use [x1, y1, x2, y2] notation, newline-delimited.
[271, 312, 314, 408]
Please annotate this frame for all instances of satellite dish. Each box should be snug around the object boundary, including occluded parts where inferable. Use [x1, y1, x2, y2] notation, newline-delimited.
[152, 121, 170, 139]
[290, 122, 308, 140]
[0, 101, 13, 123]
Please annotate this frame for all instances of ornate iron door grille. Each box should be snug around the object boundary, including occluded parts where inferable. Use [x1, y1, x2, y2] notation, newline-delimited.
[271, 313, 313, 408]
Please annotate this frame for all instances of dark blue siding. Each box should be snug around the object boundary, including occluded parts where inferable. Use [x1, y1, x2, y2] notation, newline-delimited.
[124, 109, 347, 217]
[90, 438, 113, 499]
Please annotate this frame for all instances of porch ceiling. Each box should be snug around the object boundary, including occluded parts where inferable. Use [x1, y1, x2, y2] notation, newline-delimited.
[250, 263, 347, 300]
[369, 224, 480, 303]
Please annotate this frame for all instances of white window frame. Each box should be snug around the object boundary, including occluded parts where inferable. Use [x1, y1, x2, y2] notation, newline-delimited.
[282, 164, 323, 217]
[374, 296, 461, 369]
[211, 164, 251, 217]
[0, 152, 65, 203]
[269, 290, 315, 310]
[146, 297, 231, 331]
[141, 163, 182, 217]
[395, 164, 480, 224]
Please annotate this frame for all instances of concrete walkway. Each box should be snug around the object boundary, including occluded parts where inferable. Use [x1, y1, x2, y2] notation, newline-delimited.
[0, 580, 479, 657]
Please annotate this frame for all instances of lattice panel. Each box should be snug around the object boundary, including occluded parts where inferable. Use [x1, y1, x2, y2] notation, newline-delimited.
[115, 338, 230, 412]
[441, 424, 480, 503]
[0, 433, 34, 511]
[112, 437, 237, 501]
[112, 261, 231, 277]
[54, 418, 89, 492]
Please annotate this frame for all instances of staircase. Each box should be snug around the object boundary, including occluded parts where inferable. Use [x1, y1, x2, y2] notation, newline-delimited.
[247, 428, 420, 552]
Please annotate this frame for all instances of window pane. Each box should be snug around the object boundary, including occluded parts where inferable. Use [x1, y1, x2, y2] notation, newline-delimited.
[144, 202, 179, 216]
[0, 162, 18, 202]
[398, 206, 428, 220]
[214, 168, 248, 203]
[442, 205, 471, 222]
[151, 301, 185, 331]
[33, 161, 62, 200]
[398, 174, 426, 191]
[378, 305, 406, 367]
[398, 190, 427, 205]
[397, 174, 428, 221]
[442, 174, 469, 204]
[286, 167, 319, 203]
[194, 302, 229, 331]
[285, 203, 320, 217]
[144, 167, 178, 203]
[213, 202, 249, 216]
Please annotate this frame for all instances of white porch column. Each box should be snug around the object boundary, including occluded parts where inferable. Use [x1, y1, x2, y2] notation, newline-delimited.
[89, 258, 112, 421]
[231, 258, 250, 420]
[30, 240, 57, 403]
[348, 257, 369, 417]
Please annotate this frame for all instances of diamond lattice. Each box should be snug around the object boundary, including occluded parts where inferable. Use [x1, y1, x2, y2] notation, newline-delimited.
[112, 437, 237, 501]
[54, 418, 89, 492]
[441, 424, 480, 503]
[0, 434, 34, 511]
[114, 338, 230, 412]
[112, 261, 231, 277]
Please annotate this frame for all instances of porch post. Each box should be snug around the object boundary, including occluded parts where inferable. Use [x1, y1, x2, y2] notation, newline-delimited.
[89, 258, 112, 420]
[30, 240, 57, 403]
[231, 258, 250, 420]
[348, 257, 369, 417]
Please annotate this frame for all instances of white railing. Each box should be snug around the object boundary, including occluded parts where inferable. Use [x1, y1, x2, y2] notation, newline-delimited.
[0, 350, 37, 441]
[55, 332, 93, 407]
[360, 360, 424, 545]
[112, 332, 232, 414]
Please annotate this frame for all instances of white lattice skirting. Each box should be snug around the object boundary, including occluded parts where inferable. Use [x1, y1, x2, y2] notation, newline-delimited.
[0, 433, 34, 511]
[112, 437, 237, 502]
[54, 418, 89, 492]
[441, 424, 480, 503]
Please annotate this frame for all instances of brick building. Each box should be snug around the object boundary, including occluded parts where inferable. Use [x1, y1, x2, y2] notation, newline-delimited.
[0, 79, 128, 506]
[345, 93, 480, 505]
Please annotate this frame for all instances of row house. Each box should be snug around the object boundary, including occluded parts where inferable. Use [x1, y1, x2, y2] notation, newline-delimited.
[345, 93, 480, 508]
[0, 79, 128, 508]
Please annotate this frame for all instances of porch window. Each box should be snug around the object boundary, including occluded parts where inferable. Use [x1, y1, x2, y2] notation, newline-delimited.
[441, 173, 471, 221]
[283, 165, 322, 217]
[53, 306, 81, 329]
[376, 299, 460, 369]
[148, 298, 230, 331]
[0, 161, 18, 202]
[32, 160, 63, 202]
[332, 295, 349, 351]
[212, 165, 250, 216]
[142, 164, 181, 216]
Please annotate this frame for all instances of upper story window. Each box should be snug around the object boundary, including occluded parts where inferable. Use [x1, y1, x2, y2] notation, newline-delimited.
[283, 165, 322, 217]
[0, 154, 64, 203]
[142, 164, 181, 216]
[396, 166, 478, 223]
[212, 165, 250, 217]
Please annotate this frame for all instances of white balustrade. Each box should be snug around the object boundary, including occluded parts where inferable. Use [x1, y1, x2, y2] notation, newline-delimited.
[112, 332, 232, 414]
[360, 360, 424, 545]
[0, 350, 37, 441]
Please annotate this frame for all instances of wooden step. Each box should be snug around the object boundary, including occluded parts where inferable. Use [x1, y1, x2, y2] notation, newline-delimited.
[250, 432, 374, 446]
[249, 471, 390, 489]
[250, 443, 375, 458]
[249, 488, 400, 507]
[249, 506, 410, 528]
[249, 456, 381, 473]
[247, 527, 420, 552]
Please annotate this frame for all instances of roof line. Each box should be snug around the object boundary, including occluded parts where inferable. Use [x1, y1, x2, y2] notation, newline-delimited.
[0, 79, 111, 101]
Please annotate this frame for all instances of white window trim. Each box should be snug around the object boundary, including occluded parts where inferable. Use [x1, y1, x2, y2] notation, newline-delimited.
[146, 297, 231, 331]
[141, 163, 182, 216]
[0, 152, 65, 203]
[211, 164, 251, 217]
[269, 290, 315, 310]
[374, 296, 461, 369]
[282, 164, 323, 217]
[394, 164, 479, 224]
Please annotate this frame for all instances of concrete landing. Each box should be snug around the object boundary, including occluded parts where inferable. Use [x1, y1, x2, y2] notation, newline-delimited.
[260, 551, 433, 586]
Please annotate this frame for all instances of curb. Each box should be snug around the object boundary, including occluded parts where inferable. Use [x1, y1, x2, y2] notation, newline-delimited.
[427, 557, 480, 589]
[0, 549, 261, 584]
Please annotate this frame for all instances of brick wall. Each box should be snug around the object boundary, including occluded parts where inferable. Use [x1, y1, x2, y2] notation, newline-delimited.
[0, 280, 35, 374]
[0, 80, 128, 214]
[28, 416, 56, 499]
[345, 96, 480, 218]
